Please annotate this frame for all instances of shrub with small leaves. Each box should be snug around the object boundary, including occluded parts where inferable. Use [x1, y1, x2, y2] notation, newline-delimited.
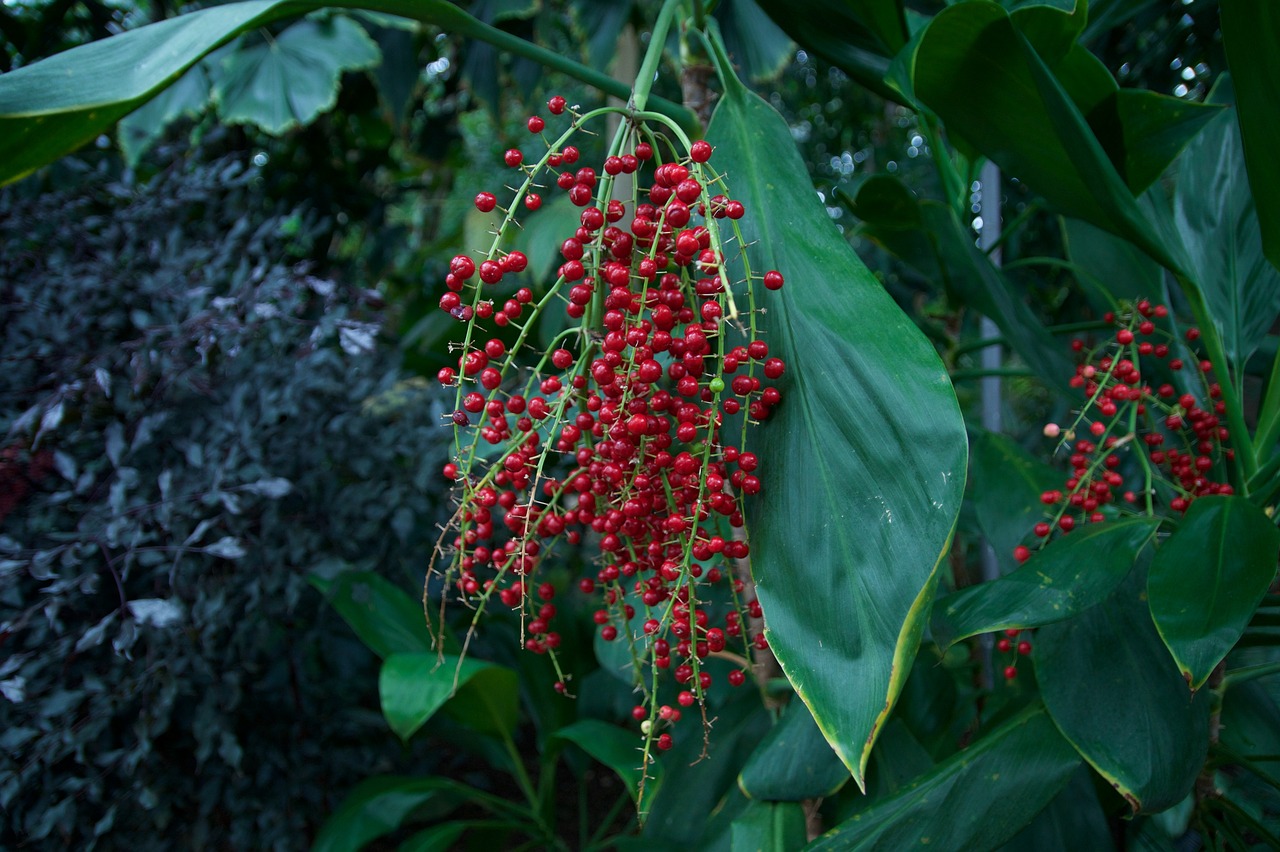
[0, 153, 451, 849]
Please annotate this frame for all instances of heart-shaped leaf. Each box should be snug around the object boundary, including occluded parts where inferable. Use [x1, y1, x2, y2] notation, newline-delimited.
[1147, 495, 1280, 690]
[212, 16, 380, 134]
[707, 66, 967, 790]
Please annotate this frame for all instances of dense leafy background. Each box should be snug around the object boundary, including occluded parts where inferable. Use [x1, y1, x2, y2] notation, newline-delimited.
[0, 148, 453, 847]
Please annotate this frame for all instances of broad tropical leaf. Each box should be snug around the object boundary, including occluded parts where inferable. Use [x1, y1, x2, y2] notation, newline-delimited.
[707, 67, 967, 790]
[1221, 0, 1280, 271]
[1037, 569, 1211, 812]
[807, 703, 1079, 850]
[931, 516, 1160, 650]
[738, 698, 851, 801]
[1147, 496, 1280, 690]
[1173, 76, 1280, 369]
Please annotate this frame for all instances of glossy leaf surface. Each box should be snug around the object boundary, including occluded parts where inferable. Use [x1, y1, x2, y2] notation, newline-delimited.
[931, 517, 1160, 650]
[1173, 77, 1280, 368]
[311, 570, 432, 659]
[1037, 570, 1210, 812]
[807, 704, 1079, 850]
[1221, 0, 1280, 270]
[212, 16, 380, 134]
[1147, 496, 1280, 690]
[738, 698, 851, 801]
[379, 652, 518, 741]
[707, 78, 966, 790]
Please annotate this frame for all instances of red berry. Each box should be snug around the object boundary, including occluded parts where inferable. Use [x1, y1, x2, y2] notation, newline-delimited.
[1003, 665, 1018, 680]
[763, 270, 784, 290]
[527, 116, 545, 133]
[504, 149, 523, 167]
[1013, 545, 1031, 563]
[690, 140, 713, 162]
[475, 192, 497, 212]
[634, 142, 653, 161]
[548, 95, 566, 115]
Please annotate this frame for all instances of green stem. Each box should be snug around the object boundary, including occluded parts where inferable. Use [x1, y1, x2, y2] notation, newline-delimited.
[631, 0, 683, 114]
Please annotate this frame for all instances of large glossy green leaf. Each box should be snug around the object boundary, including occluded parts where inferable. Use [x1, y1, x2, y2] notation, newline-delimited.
[212, 15, 380, 134]
[931, 517, 1160, 650]
[310, 570, 432, 659]
[706, 73, 967, 791]
[551, 719, 656, 801]
[730, 800, 808, 852]
[738, 699, 851, 801]
[852, 177, 1076, 395]
[1037, 570, 1211, 812]
[967, 429, 1062, 576]
[1147, 496, 1280, 691]
[312, 776, 467, 852]
[807, 704, 1079, 851]
[906, 1, 1201, 270]
[1173, 76, 1280, 369]
[1221, 0, 1280, 271]
[378, 652, 518, 741]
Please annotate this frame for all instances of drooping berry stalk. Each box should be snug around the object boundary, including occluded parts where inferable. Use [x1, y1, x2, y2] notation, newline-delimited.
[428, 79, 790, 790]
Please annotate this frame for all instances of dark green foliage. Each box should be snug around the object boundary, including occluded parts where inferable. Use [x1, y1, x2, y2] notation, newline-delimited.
[0, 153, 451, 848]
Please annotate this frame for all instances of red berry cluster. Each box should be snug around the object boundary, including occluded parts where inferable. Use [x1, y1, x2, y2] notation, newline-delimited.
[1002, 300, 1233, 680]
[431, 96, 785, 752]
